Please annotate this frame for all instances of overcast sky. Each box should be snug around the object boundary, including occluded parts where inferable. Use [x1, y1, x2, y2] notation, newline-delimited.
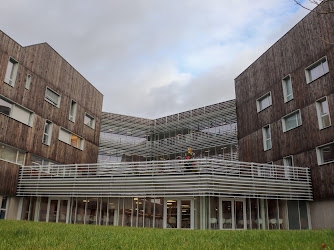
[0, 0, 311, 118]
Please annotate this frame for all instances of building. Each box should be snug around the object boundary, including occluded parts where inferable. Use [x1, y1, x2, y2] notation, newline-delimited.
[98, 100, 238, 162]
[14, 99, 312, 230]
[2, 2, 329, 229]
[0, 31, 103, 220]
[235, 2, 334, 229]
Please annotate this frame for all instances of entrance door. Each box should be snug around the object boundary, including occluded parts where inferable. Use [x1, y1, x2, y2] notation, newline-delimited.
[46, 198, 70, 223]
[164, 199, 194, 229]
[219, 199, 246, 230]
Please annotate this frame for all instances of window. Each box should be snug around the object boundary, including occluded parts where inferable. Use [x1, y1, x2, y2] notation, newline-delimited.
[69, 100, 77, 122]
[84, 113, 95, 129]
[4, 57, 18, 86]
[262, 125, 272, 151]
[283, 155, 295, 179]
[0, 98, 12, 116]
[283, 156, 293, 166]
[282, 110, 302, 132]
[305, 57, 329, 83]
[282, 75, 293, 102]
[316, 142, 334, 165]
[59, 127, 84, 150]
[45, 87, 61, 107]
[30, 154, 59, 166]
[256, 92, 272, 112]
[0, 95, 34, 126]
[25, 74, 31, 90]
[0, 196, 7, 219]
[316, 97, 331, 129]
[42, 120, 53, 146]
[0, 142, 26, 165]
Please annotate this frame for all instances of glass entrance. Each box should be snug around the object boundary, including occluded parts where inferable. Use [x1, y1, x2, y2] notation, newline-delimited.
[47, 198, 70, 223]
[219, 199, 246, 229]
[181, 200, 191, 229]
[165, 199, 193, 229]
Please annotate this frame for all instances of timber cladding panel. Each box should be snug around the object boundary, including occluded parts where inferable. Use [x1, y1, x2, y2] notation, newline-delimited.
[0, 160, 20, 195]
[0, 31, 103, 164]
[235, 3, 334, 199]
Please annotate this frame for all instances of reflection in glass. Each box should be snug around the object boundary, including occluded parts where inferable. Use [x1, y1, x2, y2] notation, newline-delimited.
[250, 199, 258, 229]
[278, 200, 287, 229]
[167, 200, 177, 228]
[49, 200, 58, 222]
[181, 200, 191, 229]
[137, 198, 144, 227]
[268, 199, 278, 229]
[85, 199, 97, 225]
[145, 199, 154, 228]
[299, 201, 309, 229]
[288, 200, 300, 230]
[59, 200, 68, 223]
[155, 198, 164, 228]
[108, 198, 117, 226]
[39, 198, 48, 222]
[76, 199, 86, 224]
[209, 197, 219, 230]
[235, 201, 244, 229]
[0, 98, 12, 116]
[222, 201, 232, 229]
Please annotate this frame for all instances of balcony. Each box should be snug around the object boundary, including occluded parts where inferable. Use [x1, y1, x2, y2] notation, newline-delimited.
[17, 158, 312, 200]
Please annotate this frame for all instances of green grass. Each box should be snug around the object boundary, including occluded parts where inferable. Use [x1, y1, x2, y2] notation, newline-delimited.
[0, 220, 333, 249]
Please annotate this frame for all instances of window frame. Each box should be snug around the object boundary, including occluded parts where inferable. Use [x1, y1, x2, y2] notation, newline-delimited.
[262, 124, 272, 151]
[45, 87, 61, 108]
[283, 155, 294, 166]
[305, 56, 329, 84]
[316, 141, 334, 165]
[84, 112, 96, 129]
[42, 120, 53, 146]
[282, 109, 302, 132]
[4, 57, 19, 87]
[0, 142, 26, 165]
[0, 95, 34, 127]
[69, 99, 77, 122]
[25, 74, 31, 90]
[315, 96, 331, 130]
[282, 74, 293, 103]
[283, 155, 296, 179]
[256, 91, 272, 113]
[58, 127, 85, 150]
[0, 196, 8, 220]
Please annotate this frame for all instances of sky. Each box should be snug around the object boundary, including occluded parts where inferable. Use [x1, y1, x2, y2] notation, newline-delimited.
[0, 0, 312, 118]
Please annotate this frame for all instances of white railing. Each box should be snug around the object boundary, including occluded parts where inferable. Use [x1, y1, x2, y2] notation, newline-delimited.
[17, 158, 312, 200]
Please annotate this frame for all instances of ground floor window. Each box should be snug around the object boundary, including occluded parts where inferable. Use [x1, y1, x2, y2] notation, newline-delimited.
[0, 196, 7, 219]
[18, 196, 310, 230]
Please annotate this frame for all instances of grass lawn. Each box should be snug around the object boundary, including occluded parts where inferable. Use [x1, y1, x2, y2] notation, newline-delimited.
[0, 220, 333, 249]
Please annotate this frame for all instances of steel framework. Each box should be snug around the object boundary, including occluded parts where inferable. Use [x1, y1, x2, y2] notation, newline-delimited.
[98, 99, 237, 162]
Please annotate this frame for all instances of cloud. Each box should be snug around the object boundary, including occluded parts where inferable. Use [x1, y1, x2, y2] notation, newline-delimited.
[0, 0, 312, 118]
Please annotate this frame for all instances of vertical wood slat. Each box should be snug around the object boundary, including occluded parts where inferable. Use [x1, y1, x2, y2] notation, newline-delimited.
[0, 160, 20, 195]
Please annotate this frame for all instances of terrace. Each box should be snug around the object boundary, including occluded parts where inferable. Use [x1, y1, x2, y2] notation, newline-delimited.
[17, 158, 312, 200]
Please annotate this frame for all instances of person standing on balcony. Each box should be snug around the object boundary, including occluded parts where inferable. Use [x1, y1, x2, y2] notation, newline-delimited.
[185, 147, 194, 171]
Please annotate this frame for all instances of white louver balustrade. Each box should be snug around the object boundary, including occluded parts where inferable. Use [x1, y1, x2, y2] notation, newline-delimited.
[17, 158, 312, 200]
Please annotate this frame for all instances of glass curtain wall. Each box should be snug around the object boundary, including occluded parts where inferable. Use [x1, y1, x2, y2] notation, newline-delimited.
[19, 197, 309, 230]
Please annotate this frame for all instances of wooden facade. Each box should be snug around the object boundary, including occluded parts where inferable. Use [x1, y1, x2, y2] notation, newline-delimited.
[0, 31, 103, 195]
[235, 3, 334, 200]
[0, 160, 20, 195]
